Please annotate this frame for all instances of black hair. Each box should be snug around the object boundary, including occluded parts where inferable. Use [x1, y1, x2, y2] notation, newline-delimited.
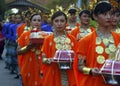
[111, 7, 120, 15]
[93, 1, 112, 16]
[25, 11, 31, 17]
[51, 11, 67, 22]
[68, 9, 77, 14]
[79, 9, 91, 17]
[15, 12, 23, 21]
[30, 13, 42, 21]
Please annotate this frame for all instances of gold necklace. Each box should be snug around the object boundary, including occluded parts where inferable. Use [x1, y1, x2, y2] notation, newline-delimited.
[80, 27, 92, 37]
[95, 31, 117, 64]
[54, 35, 71, 50]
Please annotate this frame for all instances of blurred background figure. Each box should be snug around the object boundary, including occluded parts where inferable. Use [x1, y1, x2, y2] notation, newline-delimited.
[66, 5, 80, 33]
[71, 9, 95, 41]
[110, 7, 120, 33]
[0, 20, 5, 60]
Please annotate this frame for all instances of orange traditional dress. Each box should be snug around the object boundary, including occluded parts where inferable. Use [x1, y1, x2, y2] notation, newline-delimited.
[17, 31, 43, 86]
[17, 23, 26, 71]
[74, 31, 120, 86]
[41, 33, 77, 86]
[70, 26, 95, 40]
[17, 23, 26, 38]
[17, 23, 31, 71]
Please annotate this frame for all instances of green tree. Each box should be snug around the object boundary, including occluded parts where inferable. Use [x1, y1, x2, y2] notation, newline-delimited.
[47, 0, 77, 9]
[0, 0, 6, 20]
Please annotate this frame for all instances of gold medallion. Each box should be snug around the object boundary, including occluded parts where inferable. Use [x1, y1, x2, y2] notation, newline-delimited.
[109, 36, 114, 43]
[96, 37, 102, 45]
[95, 46, 104, 54]
[97, 55, 105, 64]
[115, 29, 120, 33]
[103, 38, 109, 46]
[65, 38, 71, 43]
[109, 53, 115, 59]
[109, 44, 116, 52]
[80, 29, 84, 32]
[54, 37, 60, 43]
[56, 43, 62, 50]
[80, 33, 85, 37]
[105, 48, 110, 54]
[87, 29, 91, 33]
[64, 45, 71, 50]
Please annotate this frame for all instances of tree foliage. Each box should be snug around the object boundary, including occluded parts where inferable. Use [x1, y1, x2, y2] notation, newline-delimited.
[0, 0, 6, 20]
[47, 0, 77, 9]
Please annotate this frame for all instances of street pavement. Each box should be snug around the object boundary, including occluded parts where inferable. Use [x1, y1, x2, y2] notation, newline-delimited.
[0, 59, 19, 86]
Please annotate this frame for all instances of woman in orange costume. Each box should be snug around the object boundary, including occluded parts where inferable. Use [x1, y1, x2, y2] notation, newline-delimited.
[71, 9, 95, 41]
[41, 11, 77, 86]
[17, 13, 43, 86]
[74, 1, 120, 86]
[17, 11, 31, 70]
[66, 8, 80, 33]
[110, 7, 120, 33]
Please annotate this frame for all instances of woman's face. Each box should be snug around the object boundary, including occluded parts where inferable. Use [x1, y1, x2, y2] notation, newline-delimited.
[111, 12, 120, 26]
[95, 11, 111, 27]
[52, 15, 67, 31]
[30, 15, 42, 29]
[69, 14, 76, 22]
[15, 14, 22, 24]
[79, 13, 90, 25]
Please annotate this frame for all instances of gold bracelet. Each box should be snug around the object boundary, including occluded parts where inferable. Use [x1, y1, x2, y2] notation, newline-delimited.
[43, 58, 48, 63]
[82, 67, 91, 75]
[20, 46, 27, 51]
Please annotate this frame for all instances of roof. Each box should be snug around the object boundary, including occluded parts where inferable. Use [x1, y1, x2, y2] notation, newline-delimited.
[6, 0, 49, 13]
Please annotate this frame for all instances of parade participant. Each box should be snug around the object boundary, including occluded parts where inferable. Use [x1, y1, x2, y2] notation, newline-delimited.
[73, 1, 120, 86]
[71, 9, 95, 41]
[41, 11, 77, 86]
[17, 13, 44, 86]
[110, 7, 120, 33]
[8, 12, 23, 78]
[17, 10, 31, 38]
[16, 10, 31, 72]
[1, 13, 15, 69]
[66, 6, 80, 33]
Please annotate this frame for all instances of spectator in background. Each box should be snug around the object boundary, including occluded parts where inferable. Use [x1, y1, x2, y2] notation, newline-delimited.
[41, 13, 53, 32]
[0, 20, 5, 60]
